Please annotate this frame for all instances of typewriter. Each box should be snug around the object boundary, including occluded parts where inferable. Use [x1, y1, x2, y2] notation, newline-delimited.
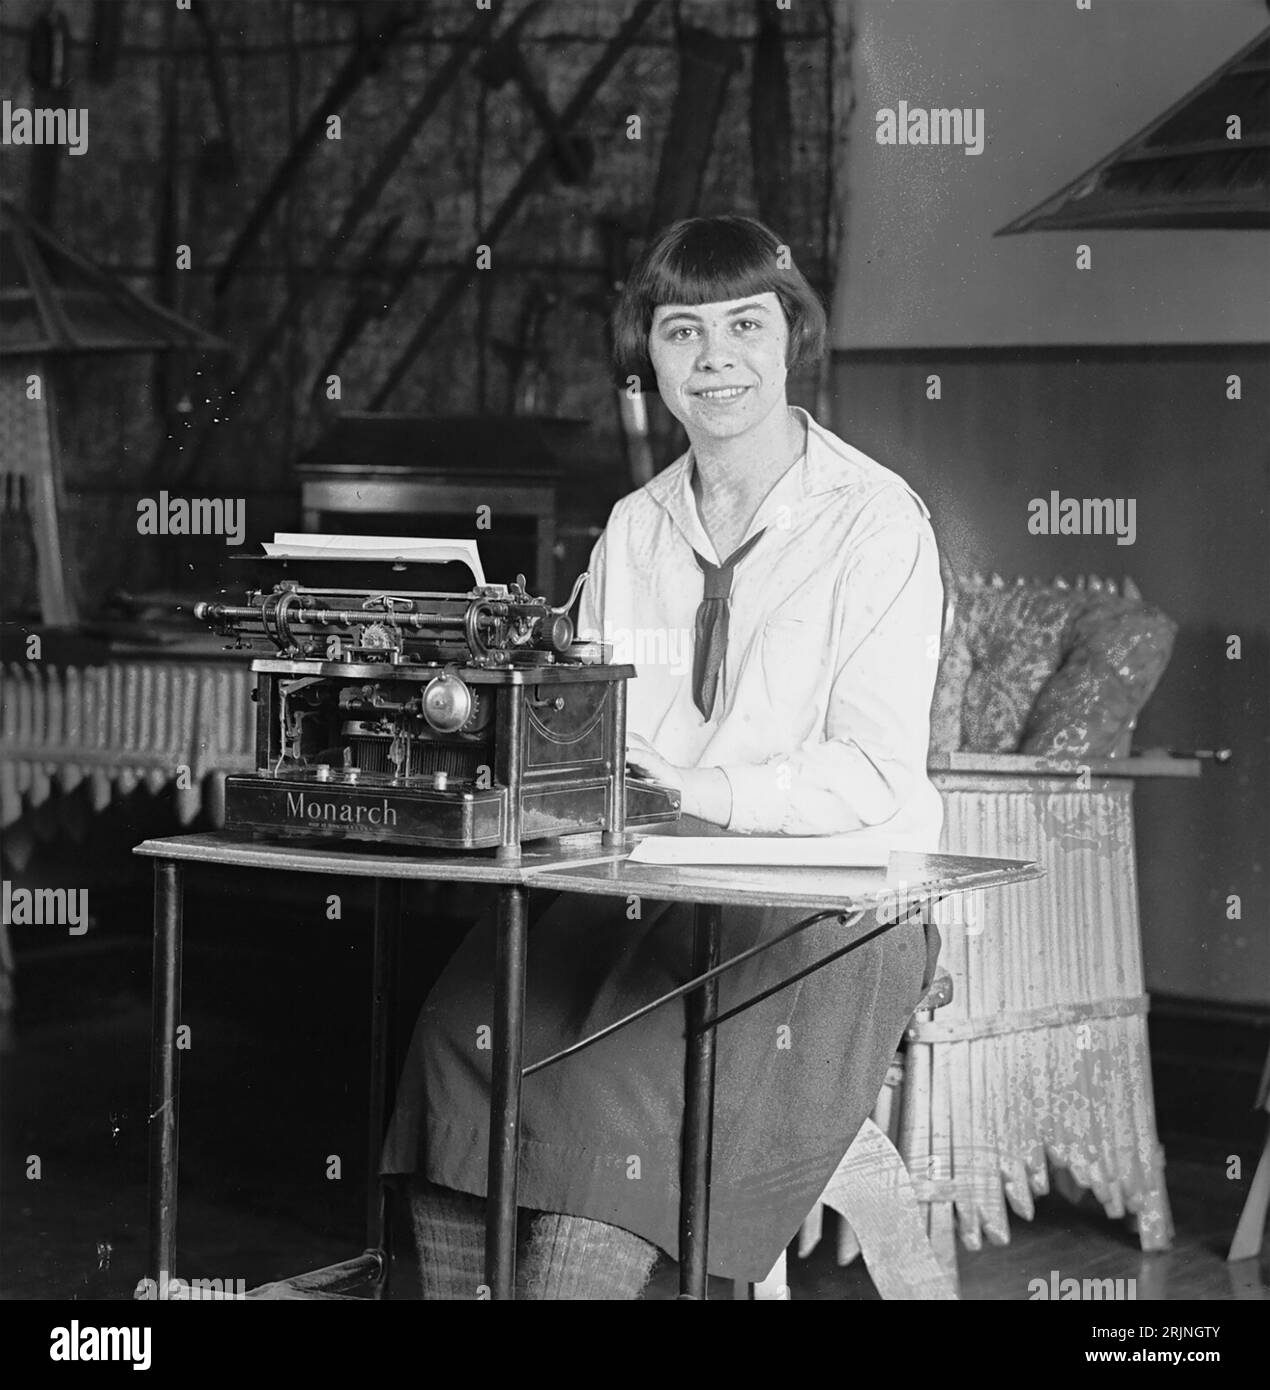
[196, 560, 680, 858]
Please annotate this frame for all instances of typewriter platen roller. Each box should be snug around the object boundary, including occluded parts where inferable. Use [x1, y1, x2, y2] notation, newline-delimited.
[196, 569, 681, 857]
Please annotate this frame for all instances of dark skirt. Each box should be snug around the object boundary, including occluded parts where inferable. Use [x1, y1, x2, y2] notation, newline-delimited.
[381, 888, 939, 1281]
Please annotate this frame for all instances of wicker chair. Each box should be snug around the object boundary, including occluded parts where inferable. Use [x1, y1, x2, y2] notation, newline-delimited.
[760, 572, 1179, 1299]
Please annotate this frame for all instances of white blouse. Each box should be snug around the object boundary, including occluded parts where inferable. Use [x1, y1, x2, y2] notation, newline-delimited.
[578, 407, 944, 847]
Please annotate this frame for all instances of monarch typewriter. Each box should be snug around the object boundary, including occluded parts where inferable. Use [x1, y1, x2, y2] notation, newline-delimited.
[195, 563, 680, 857]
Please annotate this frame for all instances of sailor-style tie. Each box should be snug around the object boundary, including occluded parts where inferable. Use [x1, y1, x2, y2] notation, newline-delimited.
[690, 530, 766, 720]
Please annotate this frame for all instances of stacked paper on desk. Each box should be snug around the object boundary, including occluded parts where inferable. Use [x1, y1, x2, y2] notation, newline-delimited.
[262, 534, 486, 583]
[627, 836, 890, 868]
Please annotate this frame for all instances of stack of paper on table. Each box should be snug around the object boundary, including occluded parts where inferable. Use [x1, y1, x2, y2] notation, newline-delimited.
[626, 836, 890, 868]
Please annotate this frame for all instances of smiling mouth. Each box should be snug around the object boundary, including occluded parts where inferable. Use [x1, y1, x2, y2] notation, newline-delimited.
[691, 386, 750, 400]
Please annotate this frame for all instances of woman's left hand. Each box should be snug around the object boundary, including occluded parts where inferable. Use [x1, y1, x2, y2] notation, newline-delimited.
[625, 732, 682, 790]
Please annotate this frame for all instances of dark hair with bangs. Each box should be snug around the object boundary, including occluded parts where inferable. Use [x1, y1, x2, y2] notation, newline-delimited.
[611, 215, 827, 389]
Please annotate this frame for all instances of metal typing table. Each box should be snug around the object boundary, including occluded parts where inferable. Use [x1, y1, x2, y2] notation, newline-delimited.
[133, 829, 1040, 1301]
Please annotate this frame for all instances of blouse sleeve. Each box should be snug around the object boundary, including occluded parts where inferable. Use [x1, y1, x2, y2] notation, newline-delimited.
[719, 486, 943, 836]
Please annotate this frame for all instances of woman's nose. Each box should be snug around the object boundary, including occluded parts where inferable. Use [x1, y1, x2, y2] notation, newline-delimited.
[694, 333, 736, 371]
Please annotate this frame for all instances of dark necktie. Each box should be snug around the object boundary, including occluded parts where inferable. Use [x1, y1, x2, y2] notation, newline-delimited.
[691, 530, 765, 720]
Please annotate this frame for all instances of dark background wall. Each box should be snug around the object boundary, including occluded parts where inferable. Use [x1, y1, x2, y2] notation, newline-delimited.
[0, 0, 840, 610]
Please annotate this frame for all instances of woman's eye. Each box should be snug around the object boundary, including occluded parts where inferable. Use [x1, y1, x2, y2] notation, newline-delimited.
[735, 319, 760, 332]
[670, 326, 697, 341]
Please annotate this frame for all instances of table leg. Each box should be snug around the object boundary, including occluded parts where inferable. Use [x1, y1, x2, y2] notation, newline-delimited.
[603, 677, 627, 848]
[485, 884, 529, 1299]
[147, 859, 183, 1293]
[367, 879, 402, 1294]
[680, 902, 721, 1299]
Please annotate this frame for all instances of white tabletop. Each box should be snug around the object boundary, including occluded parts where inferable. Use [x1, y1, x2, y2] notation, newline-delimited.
[133, 830, 1041, 912]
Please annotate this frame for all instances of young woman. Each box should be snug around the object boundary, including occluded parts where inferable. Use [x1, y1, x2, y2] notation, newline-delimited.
[382, 215, 945, 1299]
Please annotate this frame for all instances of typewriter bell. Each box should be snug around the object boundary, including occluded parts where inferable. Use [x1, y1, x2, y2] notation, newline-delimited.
[422, 672, 474, 733]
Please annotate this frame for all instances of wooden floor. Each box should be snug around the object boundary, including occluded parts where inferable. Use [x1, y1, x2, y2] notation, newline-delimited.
[742, 1147, 1270, 1302]
[4, 989, 1265, 1302]
[1, 856, 1267, 1302]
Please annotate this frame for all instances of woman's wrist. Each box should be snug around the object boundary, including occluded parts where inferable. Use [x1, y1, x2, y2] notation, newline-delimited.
[678, 766, 733, 827]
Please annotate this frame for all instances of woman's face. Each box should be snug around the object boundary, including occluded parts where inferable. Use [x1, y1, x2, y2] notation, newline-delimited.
[647, 291, 790, 443]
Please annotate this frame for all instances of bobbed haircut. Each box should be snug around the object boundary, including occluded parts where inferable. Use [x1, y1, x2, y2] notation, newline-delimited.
[611, 215, 827, 389]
